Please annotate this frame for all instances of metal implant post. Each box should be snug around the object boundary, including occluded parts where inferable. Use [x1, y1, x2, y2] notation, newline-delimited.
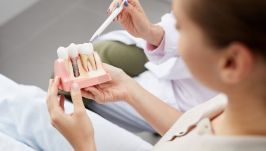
[71, 57, 80, 77]
[68, 43, 80, 77]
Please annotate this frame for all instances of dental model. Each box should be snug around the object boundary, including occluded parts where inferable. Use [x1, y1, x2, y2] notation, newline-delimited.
[54, 43, 111, 92]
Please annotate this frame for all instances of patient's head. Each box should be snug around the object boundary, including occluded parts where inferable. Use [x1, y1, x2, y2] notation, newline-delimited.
[173, 0, 266, 98]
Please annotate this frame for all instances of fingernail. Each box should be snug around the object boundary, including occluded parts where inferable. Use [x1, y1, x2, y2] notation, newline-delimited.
[124, 1, 128, 7]
[116, 2, 120, 8]
[72, 83, 80, 91]
[55, 76, 59, 81]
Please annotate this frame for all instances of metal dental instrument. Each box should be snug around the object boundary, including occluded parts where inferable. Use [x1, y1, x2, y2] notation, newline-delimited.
[89, 0, 128, 42]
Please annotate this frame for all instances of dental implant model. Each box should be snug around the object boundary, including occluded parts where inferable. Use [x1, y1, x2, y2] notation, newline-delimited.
[54, 43, 111, 92]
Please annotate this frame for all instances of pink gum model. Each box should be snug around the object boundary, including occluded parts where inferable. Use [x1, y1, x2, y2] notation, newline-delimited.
[54, 59, 111, 92]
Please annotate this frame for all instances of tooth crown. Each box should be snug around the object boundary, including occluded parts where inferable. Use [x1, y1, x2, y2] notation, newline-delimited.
[57, 47, 68, 59]
[68, 43, 79, 58]
[79, 43, 94, 55]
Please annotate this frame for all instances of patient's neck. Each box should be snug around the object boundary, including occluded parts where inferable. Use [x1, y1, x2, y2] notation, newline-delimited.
[212, 90, 266, 136]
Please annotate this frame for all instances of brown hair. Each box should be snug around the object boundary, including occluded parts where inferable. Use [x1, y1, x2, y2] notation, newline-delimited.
[185, 0, 266, 59]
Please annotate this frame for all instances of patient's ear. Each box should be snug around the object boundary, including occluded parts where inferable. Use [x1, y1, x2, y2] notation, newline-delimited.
[218, 43, 254, 84]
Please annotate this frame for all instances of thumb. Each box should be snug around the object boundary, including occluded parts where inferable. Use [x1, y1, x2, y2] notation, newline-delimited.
[70, 83, 85, 112]
[102, 63, 117, 72]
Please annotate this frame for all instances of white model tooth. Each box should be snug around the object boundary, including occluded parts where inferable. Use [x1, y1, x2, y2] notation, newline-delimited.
[67, 43, 80, 77]
[88, 42, 94, 51]
[68, 43, 79, 58]
[77, 44, 83, 51]
[79, 43, 94, 55]
[57, 47, 68, 59]
[94, 52, 103, 70]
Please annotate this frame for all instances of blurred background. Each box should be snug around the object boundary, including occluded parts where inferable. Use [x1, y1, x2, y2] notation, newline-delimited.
[0, 0, 171, 90]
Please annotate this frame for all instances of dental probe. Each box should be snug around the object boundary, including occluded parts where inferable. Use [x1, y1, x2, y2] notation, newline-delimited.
[89, 0, 128, 42]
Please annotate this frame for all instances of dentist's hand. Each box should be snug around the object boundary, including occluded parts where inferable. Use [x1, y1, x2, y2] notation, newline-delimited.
[81, 63, 137, 104]
[47, 77, 96, 151]
[108, 0, 164, 46]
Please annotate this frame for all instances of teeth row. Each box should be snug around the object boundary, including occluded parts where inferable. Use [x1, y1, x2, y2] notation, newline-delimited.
[57, 43, 94, 59]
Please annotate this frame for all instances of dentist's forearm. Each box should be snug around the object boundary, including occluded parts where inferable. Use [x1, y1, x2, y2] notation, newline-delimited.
[143, 24, 165, 47]
[125, 80, 182, 135]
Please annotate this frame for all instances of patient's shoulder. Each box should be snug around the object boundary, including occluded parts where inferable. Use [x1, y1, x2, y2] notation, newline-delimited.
[159, 94, 227, 142]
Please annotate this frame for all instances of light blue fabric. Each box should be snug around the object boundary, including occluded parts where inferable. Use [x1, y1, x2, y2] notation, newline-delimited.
[0, 74, 152, 151]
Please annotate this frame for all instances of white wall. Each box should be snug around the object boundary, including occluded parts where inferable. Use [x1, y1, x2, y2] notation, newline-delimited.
[0, 0, 39, 26]
[162, 0, 172, 3]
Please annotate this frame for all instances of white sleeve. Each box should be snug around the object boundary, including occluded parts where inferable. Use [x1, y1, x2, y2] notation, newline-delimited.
[144, 13, 192, 80]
